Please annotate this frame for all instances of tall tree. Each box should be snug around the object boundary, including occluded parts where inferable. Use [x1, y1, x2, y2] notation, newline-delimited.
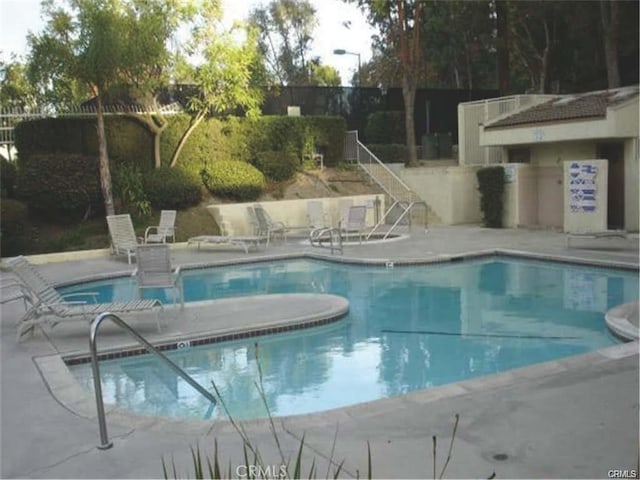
[308, 60, 341, 86]
[355, 0, 423, 166]
[0, 57, 39, 109]
[495, 0, 510, 95]
[249, 0, 318, 85]
[168, 0, 264, 168]
[26, 0, 185, 215]
[600, 0, 620, 88]
[509, 1, 563, 93]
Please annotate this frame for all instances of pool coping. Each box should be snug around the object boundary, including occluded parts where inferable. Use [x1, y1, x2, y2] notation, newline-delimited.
[53, 247, 639, 291]
[34, 248, 640, 439]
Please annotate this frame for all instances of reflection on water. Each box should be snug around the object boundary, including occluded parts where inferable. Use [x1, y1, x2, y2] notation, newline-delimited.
[67, 257, 638, 420]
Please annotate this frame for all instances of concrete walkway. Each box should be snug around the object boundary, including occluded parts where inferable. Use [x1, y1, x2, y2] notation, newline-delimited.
[1, 226, 638, 479]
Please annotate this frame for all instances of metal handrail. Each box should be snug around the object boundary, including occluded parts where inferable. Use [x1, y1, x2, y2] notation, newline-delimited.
[345, 131, 428, 239]
[309, 222, 343, 255]
[89, 312, 217, 449]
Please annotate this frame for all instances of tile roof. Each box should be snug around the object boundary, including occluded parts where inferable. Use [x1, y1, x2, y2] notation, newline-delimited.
[485, 86, 639, 129]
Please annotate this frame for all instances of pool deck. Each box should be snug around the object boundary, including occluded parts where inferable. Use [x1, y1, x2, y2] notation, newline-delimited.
[1, 225, 638, 479]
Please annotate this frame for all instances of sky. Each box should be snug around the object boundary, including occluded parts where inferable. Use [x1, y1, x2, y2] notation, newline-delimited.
[0, 0, 376, 86]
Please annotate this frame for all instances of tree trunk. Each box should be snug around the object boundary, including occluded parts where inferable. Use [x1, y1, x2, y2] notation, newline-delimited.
[402, 75, 418, 167]
[496, 0, 510, 95]
[127, 114, 168, 168]
[169, 113, 205, 168]
[601, 0, 620, 89]
[96, 95, 115, 216]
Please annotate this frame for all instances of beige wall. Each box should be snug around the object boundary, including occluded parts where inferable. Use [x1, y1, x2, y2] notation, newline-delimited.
[389, 164, 483, 225]
[614, 101, 640, 137]
[503, 142, 602, 229]
[207, 195, 385, 236]
[516, 165, 538, 226]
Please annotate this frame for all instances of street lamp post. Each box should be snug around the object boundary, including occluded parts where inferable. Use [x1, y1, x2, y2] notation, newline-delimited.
[333, 49, 361, 86]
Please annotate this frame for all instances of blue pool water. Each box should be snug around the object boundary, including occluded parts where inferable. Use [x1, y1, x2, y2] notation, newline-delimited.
[66, 257, 638, 420]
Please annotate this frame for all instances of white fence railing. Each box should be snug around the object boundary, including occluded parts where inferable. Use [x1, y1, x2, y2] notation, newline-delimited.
[457, 95, 554, 166]
[0, 103, 183, 153]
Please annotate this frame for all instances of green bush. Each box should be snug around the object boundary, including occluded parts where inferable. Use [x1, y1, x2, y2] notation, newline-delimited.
[1, 158, 17, 198]
[17, 154, 103, 222]
[161, 115, 251, 176]
[476, 166, 505, 228]
[254, 150, 299, 182]
[201, 160, 265, 201]
[1, 199, 31, 256]
[14, 117, 153, 170]
[365, 111, 405, 144]
[368, 144, 408, 163]
[143, 167, 202, 210]
[114, 164, 151, 218]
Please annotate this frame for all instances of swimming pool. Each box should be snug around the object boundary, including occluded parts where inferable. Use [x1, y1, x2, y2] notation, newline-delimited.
[66, 256, 638, 421]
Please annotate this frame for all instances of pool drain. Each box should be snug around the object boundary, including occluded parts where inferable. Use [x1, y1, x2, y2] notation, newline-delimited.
[492, 453, 509, 461]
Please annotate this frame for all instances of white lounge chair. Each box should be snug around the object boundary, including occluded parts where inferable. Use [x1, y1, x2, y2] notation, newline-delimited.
[566, 230, 631, 248]
[252, 204, 288, 247]
[187, 235, 264, 254]
[133, 244, 183, 311]
[106, 214, 143, 264]
[145, 210, 176, 244]
[342, 205, 368, 244]
[307, 200, 329, 229]
[5, 256, 162, 341]
[338, 198, 354, 227]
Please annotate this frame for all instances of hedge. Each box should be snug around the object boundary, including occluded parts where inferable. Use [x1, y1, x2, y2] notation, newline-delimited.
[368, 144, 408, 164]
[364, 111, 405, 144]
[254, 150, 299, 182]
[1, 158, 17, 198]
[0, 198, 31, 256]
[17, 154, 103, 222]
[143, 167, 202, 209]
[15, 117, 153, 171]
[476, 166, 505, 228]
[201, 160, 265, 201]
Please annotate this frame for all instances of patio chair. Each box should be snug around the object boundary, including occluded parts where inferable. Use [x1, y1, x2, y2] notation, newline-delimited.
[144, 210, 176, 244]
[307, 200, 329, 229]
[5, 256, 162, 341]
[106, 214, 143, 264]
[338, 198, 354, 227]
[342, 205, 368, 244]
[133, 244, 184, 311]
[252, 204, 288, 247]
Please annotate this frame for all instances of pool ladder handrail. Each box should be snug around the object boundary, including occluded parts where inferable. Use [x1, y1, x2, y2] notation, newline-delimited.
[309, 221, 343, 255]
[89, 312, 217, 450]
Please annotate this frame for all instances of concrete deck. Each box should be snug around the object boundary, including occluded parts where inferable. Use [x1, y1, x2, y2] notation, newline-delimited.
[1, 225, 638, 479]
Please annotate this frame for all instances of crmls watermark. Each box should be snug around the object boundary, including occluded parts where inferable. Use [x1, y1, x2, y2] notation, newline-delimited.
[236, 465, 287, 478]
[607, 469, 638, 479]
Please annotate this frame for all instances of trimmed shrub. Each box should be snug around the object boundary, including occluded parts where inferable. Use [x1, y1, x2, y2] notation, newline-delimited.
[143, 167, 202, 210]
[161, 115, 251, 175]
[17, 154, 103, 222]
[254, 150, 299, 182]
[1, 199, 31, 256]
[476, 166, 505, 228]
[201, 160, 265, 201]
[368, 144, 408, 163]
[1, 158, 17, 198]
[14, 117, 153, 170]
[364, 111, 405, 144]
